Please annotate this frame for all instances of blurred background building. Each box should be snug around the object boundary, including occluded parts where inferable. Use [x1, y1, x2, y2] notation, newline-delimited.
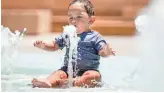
[1, 0, 149, 35]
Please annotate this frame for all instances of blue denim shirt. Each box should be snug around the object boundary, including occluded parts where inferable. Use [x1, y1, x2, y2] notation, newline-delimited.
[55, 30, 106, 70]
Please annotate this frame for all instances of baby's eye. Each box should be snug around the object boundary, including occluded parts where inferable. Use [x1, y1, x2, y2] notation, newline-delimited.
[77, 16, 82, 19]
[69, 17, 73, 20]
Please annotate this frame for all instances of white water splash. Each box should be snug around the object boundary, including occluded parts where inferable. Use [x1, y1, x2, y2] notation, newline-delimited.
[132, 0, 164, 91]
[62, 25, 78, 87]
[1, 25, 27, 91]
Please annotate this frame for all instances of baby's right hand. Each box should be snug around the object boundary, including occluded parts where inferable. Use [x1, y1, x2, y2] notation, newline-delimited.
[33, 40, 46, 49]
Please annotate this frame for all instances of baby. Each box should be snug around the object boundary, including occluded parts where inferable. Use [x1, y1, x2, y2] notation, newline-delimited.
[32, 0, 115, 88]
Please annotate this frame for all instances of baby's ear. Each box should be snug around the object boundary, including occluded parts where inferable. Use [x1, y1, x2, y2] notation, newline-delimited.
[89, 16, 96, 24]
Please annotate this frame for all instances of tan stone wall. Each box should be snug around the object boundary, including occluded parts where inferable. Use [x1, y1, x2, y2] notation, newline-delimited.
[2, 9, 52, 35]
[1, 0, 149, 35]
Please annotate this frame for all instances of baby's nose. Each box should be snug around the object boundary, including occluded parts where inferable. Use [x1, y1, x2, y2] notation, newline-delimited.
[71, 20, 77, 26]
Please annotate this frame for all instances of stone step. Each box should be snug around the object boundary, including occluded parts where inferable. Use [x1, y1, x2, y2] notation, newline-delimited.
[2, 0, 55, 9]
[2, 9, 52, 35]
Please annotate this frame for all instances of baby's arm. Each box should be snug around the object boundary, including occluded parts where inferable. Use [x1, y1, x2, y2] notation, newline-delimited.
[98, 43, 115, 57]
[33, 40, 60, 51]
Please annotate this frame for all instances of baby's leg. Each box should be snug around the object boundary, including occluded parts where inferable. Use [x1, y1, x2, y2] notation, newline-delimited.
[32, 70, 68, 88]
[73, 70, 101, 88]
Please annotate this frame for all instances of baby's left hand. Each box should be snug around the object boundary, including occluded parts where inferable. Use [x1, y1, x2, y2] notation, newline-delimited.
[105, 43, 115, 56]
[99, 43, 115, 57]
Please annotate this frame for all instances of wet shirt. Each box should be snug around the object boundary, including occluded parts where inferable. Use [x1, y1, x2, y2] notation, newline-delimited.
[55, 30, 106, 70]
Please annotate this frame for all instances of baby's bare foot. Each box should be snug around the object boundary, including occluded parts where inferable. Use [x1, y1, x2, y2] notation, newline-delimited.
[32, 78, 52, 88]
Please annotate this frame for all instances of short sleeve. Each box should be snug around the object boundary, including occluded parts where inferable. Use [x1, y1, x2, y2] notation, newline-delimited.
[54, 34, 66, 50]
[95, 34, 107, 52]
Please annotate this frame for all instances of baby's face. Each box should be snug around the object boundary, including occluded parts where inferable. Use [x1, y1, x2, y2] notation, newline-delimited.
[68, 2, 92, 34]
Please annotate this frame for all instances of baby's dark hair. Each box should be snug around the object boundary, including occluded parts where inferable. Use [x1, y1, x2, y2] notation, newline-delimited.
[68, 0, 94, 16]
